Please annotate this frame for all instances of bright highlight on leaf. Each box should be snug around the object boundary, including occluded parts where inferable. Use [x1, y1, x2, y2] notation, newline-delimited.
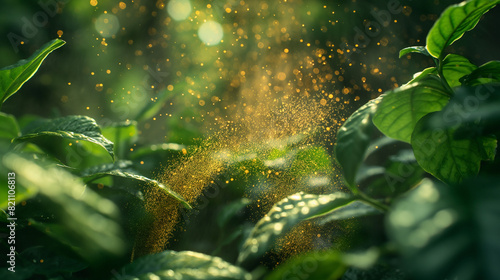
[426, 0, 500, 58]
[0, 39, 65, 106]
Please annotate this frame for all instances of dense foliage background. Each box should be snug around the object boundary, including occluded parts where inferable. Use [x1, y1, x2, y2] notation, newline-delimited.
[1, 0, 500, 279]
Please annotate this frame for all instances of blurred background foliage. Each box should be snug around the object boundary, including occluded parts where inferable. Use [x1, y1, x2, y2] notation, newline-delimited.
[1, 0, 499, 148]
[1, 0, 500, 279]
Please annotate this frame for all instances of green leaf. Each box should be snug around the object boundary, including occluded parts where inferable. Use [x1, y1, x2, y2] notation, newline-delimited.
[0, 39, 65, 105]
[373, 75, 451, 143]
[14, 115, 114, 168]
[101, 120, 138, 158]
[0, 112, 20, 142]
[411, 112, 497, 183]
[1, 153, 125, 261]
[426, 0, 500, 58]
[399, 46, 430, 58]
[80, 161, 191, 209]
[237, 192, 353, 267]
[120, 250, 252, 280]
[427, 85, 500, 138]
[440, 54, 477, 87]
[265, 250, 345, 280]
[460, 60, 500, 86]
[335, 97, 380, 186]
[405, 55, 475, 88]
[406, 67, 437, 85]
[313, 201, 381, 225]
[387, 178, 500, 280]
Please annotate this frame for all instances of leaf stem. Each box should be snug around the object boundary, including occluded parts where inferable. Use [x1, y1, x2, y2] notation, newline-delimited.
[347, 182, 389, 212]
[436, 55, 454, 95]
[356, 192, 390, 212]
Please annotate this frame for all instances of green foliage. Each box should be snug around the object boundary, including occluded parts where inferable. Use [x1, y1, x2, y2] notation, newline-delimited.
[1, 1, 500, 279]
[399, 46, 430, 58]
[335, 98, 379, 186]
[333, 0, 500, 279]
[2, 153, 126, 261]
[460, 60, 500, 85]
[387, 178, 500, 280]
[411, 112, 496, 183]
[425, 0, 500, 58]
[237, 192, 354, 267]
[80, 161, 191, 208]
[14, 115, 115, 168]
[120, 250, 252, 280]
[0, 39, 65, 106]
[372, 75, 450, 143]
[0, 112, 20, 143]
[265, 250, 345, 280]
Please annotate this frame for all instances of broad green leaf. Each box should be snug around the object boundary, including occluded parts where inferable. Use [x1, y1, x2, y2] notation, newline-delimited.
[460, 60, 500, 86]
[313, 201, 381, 225]
[440, 54, 477, 87]
[265, 250, 345, 280]
[405, 67, 437, 85]
[427, 85, 500, 138]
[373, 75, 451, 143]
[237, 192, 353, 267]
[426, 0, 500, 58]
[0, 154, 38, 209]
[387, 178, 500, 280]
[80, 161, 191, 209]
[14, 115, 114, 168]
[405, 55, 476, 88]
[120, 250, 252, 280]
[411, 112, 497, 183]
[335, 97, 380, 186]
[1, 153, 125, 261]
[0, 112, 20, 142]
[101, 120, 138, 158]
[0, 39, 65, 105]
[399, 46, 430, 58]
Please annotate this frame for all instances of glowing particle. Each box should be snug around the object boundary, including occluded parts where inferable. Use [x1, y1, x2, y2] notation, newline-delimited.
[90, 0, 98, 6]
[57, 30, 63, 37]
[94, 13, 120, 37]
[198, 21, 223, 46]
[119, 1, 126, 9]
[277, 72, 286, 81]
[167, 0, 192, 21]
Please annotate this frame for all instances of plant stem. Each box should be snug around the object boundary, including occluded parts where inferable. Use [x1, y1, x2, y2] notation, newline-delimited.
[436, 55, 454, 95]
[347, 182, 389, 212]
[356, 192, 390, 212]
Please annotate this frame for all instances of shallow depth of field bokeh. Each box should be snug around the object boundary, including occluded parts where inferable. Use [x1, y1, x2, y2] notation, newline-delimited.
[1, 1, 500, 279]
